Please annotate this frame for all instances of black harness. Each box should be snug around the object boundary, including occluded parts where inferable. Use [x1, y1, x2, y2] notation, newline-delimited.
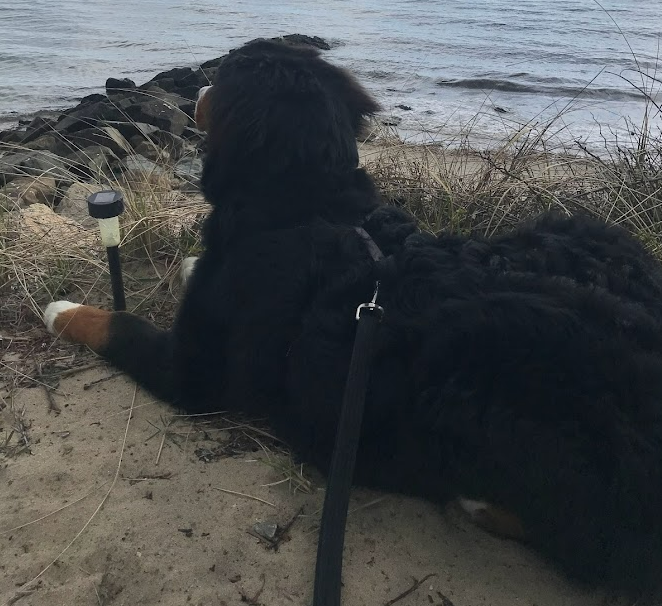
[312, 227, 385, 606]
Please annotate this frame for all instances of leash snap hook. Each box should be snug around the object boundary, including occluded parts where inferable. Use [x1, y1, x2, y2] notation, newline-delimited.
[355, 281, 384, 321]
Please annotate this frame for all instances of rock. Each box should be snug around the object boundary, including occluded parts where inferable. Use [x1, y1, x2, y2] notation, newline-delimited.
[137, 84, 171, 97]
[0, 128, 25, 144]
[178, 85, 202, 102]
[146, 66, 207, 91]
[181, 127, 205, 143]
[0, 151, 69, 185]
[57, 181, 100, 227]
[24, 133, 72, 157]
[100, 121, 161, 141]
[21, 116, 57, 145]
[64, 145, 120, 179]
[55, 101, 125, 134]
[200, 57, 224, 70]
[174, 156, 203, 190]
[106, 77, 136, 92]
[379, 115, 402, 127]
[149, 130, 187, 160]
[0, 176, 57, 209]
[148, 77, 176, 93]
[253, 521, 278, 541]
[12, 203, 96, 251]
[75, 93, 107, 108]
[396, 104, 413, 111]
[133, 140, 170, 162]
[280, 34, 331, 50]
[67, 126, 132, 159]
[125, 99, 192, 136]
[120, 154, 174, 188]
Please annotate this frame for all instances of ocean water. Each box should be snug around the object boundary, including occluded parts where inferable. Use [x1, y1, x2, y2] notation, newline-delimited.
[1, 0, 660, 149]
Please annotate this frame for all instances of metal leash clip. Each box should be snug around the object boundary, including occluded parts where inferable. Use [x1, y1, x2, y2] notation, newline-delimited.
[355, 281, 385, 321]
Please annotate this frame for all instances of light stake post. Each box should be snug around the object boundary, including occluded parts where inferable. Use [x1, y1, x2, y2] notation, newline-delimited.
[87, 190, 126, 311]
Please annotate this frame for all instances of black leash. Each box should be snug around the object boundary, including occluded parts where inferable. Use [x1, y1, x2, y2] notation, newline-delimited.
[312, 278, 384, 606]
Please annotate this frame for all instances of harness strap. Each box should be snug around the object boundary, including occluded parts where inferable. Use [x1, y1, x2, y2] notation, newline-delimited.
[353, 226, 385, 262]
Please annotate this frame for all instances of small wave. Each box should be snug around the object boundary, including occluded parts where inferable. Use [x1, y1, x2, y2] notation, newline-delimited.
[436, 77, 654, 101]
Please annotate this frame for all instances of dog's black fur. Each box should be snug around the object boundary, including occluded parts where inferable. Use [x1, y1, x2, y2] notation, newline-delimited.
[85, 40, 662, 592]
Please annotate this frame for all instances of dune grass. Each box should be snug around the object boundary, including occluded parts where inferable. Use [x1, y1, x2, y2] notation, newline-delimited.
[0, 93, 660, 335]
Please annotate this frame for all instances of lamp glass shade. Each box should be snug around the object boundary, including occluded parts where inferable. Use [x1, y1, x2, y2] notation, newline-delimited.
[98, 217, 121, 247]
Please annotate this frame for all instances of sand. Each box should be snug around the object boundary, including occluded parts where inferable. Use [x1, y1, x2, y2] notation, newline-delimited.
[0, 347, 628, 606]
[0, 138, 623, 606]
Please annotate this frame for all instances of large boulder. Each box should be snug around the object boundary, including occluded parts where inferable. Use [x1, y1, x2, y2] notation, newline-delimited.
[0, 175, 57, 209]
[64, 145, 120, 180]
[145, 66, 208, 93]
[125, 99, 192, 136]
[100, 120, 161, 141]
[12, 203, 96, 251]
[105, 77, 136, 92]
[57, 181, 99, 227]
[0, 151, 70, 185]
[24, 133, 73, 157]
[280, 34, 331, 50]
[67, 126, 132, 159]
[55, 100, 126, 134]
[20, 116, 57, 145]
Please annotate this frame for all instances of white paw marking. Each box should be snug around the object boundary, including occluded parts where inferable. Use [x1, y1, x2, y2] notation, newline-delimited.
[458, 497, 489, 518]
[180, 256, 199, 287]
[44, 301, 81, 334]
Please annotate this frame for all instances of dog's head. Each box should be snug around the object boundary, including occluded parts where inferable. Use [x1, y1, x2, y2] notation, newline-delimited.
[195, 39, 381, 196]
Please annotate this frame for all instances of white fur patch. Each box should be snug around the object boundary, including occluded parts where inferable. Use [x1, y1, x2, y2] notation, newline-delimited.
[197, 85, 212, 102]
[44, 301, 81, 334]
[180, 256, 199, 287]
[458, 497, 489, 518]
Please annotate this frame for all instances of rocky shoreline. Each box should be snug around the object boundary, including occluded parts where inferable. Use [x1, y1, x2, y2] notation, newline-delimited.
[0, 34, 330, 218]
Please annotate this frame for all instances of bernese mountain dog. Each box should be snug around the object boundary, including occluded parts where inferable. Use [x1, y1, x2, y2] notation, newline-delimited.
[45, 38, 662, 595]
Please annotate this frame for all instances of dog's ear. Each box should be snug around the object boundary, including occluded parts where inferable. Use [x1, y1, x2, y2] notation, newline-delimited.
[202, 41, 381, 190]
[317, 62, 382, 135]
[194, 86, 213, 132]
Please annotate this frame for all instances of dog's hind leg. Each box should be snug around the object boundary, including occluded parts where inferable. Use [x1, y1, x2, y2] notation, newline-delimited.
[458, 498, 526, 541]
[180, 257, 199, 289]
[44, 301, 176, 403]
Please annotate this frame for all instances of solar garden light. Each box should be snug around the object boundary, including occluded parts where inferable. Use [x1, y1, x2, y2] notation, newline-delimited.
[87, 190, 126, 312]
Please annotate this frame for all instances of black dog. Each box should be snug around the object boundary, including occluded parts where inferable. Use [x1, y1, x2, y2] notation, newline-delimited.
[45, 39, 662, 594]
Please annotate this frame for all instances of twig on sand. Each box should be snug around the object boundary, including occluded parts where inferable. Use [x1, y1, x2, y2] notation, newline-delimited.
[83, 371, 123, 390]
[42, 385, 61, 414]
[56, 362, 103, 379]
[247, 505, 305, 551]
[239, 574, 266, 606]
[213, 487, 276, 508]
[7, 589, 35, 606]
[384, 573, 438, 606]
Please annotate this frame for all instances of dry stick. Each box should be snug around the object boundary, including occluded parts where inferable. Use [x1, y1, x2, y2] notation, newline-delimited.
[4, 384, 138, 606]
[6, 590, 34, 606]
[83, 371, 123, 390]
[155, 430, 167, 465]
[54, 362, 103, 379]
[0, 362, 65, 393]
[0, 480, 110, 535]
[268, 505, 305, 551]
[213, 487, 276, 508]
[42, 385, 61, 415]
[239, 574, 266, 606]
[384, 574, 437, 606]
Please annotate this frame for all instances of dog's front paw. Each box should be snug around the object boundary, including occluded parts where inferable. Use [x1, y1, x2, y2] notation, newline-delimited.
[181, 257, 199, 288]
[43, 302, 111, 351]
[44, 301, 82, 335]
